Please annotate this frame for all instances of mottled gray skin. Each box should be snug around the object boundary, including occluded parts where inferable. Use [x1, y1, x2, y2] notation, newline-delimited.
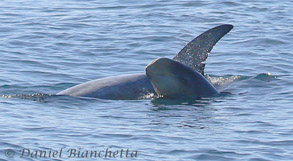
[174, 24, 233, 75]
[57, 24, 233, 100]
[57, 73, 154, 100]
[146, 58, 218, 98]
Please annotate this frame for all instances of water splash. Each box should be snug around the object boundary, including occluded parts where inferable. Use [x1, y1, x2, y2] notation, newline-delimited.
[1, 93, 52, 102]
[207, 75, 241, 87]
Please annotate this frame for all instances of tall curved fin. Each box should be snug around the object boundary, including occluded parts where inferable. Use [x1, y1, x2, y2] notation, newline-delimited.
[173, 24, 233, 75]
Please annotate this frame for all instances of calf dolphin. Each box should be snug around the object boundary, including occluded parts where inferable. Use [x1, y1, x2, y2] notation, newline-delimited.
[146, 58, 218, 99]
[57, 24, 233, 100]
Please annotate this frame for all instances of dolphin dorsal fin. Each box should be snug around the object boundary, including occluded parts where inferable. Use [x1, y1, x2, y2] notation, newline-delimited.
[173, 24, 233, 75]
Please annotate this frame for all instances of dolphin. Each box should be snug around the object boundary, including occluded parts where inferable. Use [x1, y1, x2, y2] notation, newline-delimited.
[146, 58, 218, 99]
[57, 24, 233, 100]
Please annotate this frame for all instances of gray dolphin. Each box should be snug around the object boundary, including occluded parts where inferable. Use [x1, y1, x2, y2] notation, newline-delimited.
[146, 58, 218, 99]
[57, 24, 233, 100]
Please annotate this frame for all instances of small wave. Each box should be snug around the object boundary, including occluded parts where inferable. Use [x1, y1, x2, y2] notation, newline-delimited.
[207, 73, 278, 87]
[234, 37, 288, 46]
[253, 73, 278, 81]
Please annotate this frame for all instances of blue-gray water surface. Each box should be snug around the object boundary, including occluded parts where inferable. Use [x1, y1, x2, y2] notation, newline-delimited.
[0, 0, 293, 160]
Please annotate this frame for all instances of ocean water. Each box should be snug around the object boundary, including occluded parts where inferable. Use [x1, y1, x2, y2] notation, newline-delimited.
[0, 0, 293, 160]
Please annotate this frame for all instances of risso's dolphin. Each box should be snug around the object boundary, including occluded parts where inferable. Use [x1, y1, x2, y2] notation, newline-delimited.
[146, 58, 218, 99]
[57, 24, 233, 100]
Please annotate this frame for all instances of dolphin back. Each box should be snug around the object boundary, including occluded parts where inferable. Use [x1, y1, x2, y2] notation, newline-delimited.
[145, 58, 218, 99]
[173, 24, 233, 75]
